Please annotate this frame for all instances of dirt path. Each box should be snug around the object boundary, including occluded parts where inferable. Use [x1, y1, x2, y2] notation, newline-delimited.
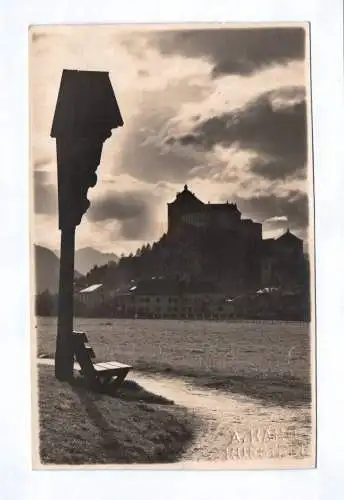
[125, 371, 312, 464]
[37, 359, 312, 465]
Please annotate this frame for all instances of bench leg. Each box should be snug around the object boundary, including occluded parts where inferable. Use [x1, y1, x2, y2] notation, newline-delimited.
[98, 369, 130, 390]
[98, 374, 114, 386]
[80, 370, 131, 392]
[112, 369, 130, 388]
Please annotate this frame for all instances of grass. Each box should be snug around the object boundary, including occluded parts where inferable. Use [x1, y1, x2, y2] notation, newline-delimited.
[37, 365, 197, 465]
[36, 317, 312, 407]
[200, 373, 311, 407]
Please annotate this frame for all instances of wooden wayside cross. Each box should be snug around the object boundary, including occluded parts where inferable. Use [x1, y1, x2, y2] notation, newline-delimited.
[50, 69, 123, 381]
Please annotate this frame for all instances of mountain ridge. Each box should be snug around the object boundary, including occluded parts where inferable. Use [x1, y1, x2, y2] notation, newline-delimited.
[74, 247, 119, 275]
[34, 244, 81, 294]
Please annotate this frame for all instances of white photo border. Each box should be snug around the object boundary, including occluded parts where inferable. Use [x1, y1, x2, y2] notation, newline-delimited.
[0, 0, 343, 499]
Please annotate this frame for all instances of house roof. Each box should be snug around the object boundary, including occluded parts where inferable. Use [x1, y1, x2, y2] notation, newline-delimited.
[169, 186, 242, 216]
[207, 202, 240, 213]
[276, 229, 302, 243]
[79, 283, 103, 293]
[262, 230, 303, 258]
[169, 185, 204, 207]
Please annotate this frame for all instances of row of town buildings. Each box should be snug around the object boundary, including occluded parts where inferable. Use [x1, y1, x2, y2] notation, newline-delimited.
[77, 279, 228, 319]
[76, 278, 309, 321]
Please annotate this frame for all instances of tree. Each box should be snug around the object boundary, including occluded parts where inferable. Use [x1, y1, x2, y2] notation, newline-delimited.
[36, 289, 56, 316]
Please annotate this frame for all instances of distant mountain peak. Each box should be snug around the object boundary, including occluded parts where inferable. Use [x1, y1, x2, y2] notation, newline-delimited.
[75, 247, 119, 275]
[34, 244, 81, 294]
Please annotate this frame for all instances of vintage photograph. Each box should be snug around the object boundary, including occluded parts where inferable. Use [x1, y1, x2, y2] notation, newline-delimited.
[30, 23, 315, 468]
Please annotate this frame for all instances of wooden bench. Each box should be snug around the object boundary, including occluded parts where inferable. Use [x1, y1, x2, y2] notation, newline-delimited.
[72, 331, 132, 389]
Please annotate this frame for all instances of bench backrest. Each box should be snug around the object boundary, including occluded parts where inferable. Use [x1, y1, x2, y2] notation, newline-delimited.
[72, 331, 96, 379]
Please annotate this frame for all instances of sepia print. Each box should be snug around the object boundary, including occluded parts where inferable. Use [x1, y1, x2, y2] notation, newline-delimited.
[30, 23, 316, 469]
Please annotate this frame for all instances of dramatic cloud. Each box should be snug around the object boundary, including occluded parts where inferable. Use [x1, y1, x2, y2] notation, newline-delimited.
[87, 190, 159, 240]
[235, 190, 308, 233]
[173, 86, 306, 155]
[249, 156, 306, 181]
[167, 86, 307, 181]
[147, 27, 305, 77]
[115, 84, 211, 184]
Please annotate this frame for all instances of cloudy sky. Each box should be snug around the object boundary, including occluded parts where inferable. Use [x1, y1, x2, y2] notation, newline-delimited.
[31, 24, 311, 255]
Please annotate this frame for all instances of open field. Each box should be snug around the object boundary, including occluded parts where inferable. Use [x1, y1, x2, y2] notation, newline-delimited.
[36, 317, 312, 406]
[37, 365, 196, 465]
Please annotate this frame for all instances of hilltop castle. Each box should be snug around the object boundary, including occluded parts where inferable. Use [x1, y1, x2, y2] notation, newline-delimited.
[165, 185, 306, 293]
[168, 184, 262, 239]
[73, 186, 309, 318]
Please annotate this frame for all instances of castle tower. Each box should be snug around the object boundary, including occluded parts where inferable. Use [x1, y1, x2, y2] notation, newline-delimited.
[167, 185, 204, 233]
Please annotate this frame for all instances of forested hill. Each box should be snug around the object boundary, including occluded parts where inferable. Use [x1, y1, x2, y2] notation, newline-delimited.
[75, 239, 161, 290]
[74, 227, 255, 294]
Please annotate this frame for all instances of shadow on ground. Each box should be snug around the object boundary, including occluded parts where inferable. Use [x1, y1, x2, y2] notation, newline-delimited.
[70, 374, 174, 405]
[38, 366, 197, 465]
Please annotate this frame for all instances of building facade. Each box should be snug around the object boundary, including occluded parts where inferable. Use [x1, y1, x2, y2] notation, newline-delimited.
[112, 278, 226, 319]
[76, 283, 115, 311]
[168, 185, 262, 239]
[261, 230, 307, 288]
[164, 185, 308, 294]
[166, 185, 263, 293]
